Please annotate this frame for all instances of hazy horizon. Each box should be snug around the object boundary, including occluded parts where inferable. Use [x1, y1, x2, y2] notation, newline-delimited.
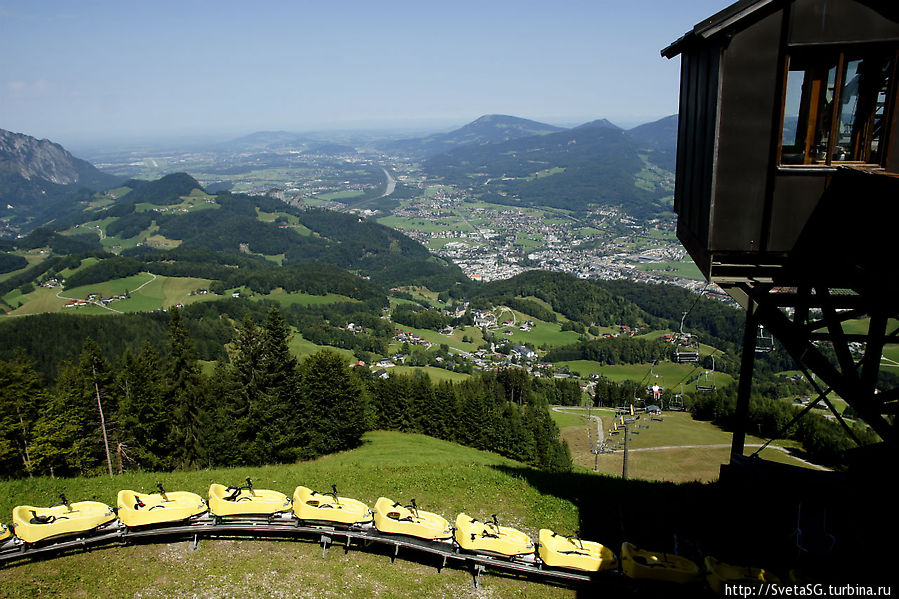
[2, 0, 726, 150]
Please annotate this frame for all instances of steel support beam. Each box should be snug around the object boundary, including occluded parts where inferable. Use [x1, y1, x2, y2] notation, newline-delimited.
[731, 301, 758, 461]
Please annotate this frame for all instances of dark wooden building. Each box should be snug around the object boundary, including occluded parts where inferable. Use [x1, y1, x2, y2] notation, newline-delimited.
[663, 0, 898, 453]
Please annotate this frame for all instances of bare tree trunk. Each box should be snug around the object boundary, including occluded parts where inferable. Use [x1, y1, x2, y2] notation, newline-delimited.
[93, 365, 114, 477]
[17, 409, 33, 477]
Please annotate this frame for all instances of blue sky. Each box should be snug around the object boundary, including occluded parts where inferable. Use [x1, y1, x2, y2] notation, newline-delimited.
[1, 0, 727, 146]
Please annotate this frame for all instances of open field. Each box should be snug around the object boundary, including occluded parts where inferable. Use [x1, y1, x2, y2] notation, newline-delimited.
[392, 324, 484, 354]
[492, 307, 582, 349]
[556, 408, 815, 483]
[255, 289, 358, 308]
[636, 259, 704, 280]
[3, 286, 69, 315]
[5, 274, 217, 316]
[287, 329, 356, 361]
[0, 252, 47, 284]
[555, 359, 735, 391]
[390, 365, 471, 382]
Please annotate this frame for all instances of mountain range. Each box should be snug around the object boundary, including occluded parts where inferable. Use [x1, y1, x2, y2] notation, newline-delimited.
[420, 114, 677, 217]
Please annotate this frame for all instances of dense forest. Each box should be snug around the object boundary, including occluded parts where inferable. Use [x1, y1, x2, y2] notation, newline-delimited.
[0, 308, 571, 478]
[474, 270, 659, 328]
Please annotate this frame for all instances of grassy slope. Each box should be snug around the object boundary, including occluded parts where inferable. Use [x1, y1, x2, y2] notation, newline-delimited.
[556, 359, 736, 391]
[5, 274, 218, 316]
[555, 408, 812, 483]
[0, 431, 883, 595]
[0, 431, 577, 598]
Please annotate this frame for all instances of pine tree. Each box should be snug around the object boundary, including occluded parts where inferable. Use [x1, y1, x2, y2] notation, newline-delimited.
[259, 308, 300, 461]
[115, 343, 168, 471]
[0, 353, 48, 477]
[165, 308, 204, 469]
[295, 350, 367, 458]
[31, 338, 118, 476]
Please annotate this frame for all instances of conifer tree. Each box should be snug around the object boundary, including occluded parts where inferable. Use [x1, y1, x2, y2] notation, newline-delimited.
[31, 338, 118, 476]
[115, 343, 168, 471]
[0, 353, 48, 477]
[165, 308, 204, 469]
[295, 350, 367, 458]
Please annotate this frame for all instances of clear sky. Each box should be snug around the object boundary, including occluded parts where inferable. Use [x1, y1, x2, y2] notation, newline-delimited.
[1, 0, 727, 147]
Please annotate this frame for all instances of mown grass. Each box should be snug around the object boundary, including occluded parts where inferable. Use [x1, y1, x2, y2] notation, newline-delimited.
[0, 430, 883, 594]
[6, 275, 217, 315]
[491, 307, 582, 349]
[255, 289, 357, 308]
[0, 432, 579, 598]
[287, 328, 356, 361]
[558, 408, 813, 483]
[389, 365, 471, 382]
[555, 360, 735, 391]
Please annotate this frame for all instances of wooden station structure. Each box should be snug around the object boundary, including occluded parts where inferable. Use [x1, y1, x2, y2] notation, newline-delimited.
[662, 0, 898, 461]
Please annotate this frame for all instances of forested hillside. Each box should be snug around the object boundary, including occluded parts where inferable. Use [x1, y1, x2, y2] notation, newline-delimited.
[0, 307, 571, 478]
[425, 124, 661, 216]
[473, 270, 662, 328]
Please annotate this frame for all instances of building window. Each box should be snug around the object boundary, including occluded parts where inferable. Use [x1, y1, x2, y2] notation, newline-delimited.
[780, 47, 897, 166]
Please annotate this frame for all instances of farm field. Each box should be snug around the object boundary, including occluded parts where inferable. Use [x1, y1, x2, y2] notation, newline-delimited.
[391, 324, 484, 354]
[0, 252, 47, 284]
[4, 274, 216, 316]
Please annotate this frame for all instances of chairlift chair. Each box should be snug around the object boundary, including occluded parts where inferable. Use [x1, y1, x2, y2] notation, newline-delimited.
[696, 356, 716, 392]
[755, 325, 775, 354]
[674, 338, 700, 363]
[669, 383, 685, 411]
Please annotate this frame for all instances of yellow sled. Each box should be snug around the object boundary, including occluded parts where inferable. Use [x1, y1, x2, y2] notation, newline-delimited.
[208, 479, 290, 517]
[117, 485, 207, 527]
[293, 485, 372, 525]
[454, 513, 535, 557]
[704, 556, 779, 593]
[620, 541, 700, 583]
[12, 495, 116, 544]
[538, 529, 617, 572]
[373, 497, 452, 540]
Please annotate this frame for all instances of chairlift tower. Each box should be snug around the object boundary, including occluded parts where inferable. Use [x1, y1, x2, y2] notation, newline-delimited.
[663, 0, 899, 459]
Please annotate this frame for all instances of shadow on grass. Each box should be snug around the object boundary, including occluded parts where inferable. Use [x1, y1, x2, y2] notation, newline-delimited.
[492, 459, 896, 589]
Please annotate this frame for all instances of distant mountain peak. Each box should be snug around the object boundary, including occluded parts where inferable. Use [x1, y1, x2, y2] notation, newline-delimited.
[386, 114, 565, 157]
[574, 118, 621, 130]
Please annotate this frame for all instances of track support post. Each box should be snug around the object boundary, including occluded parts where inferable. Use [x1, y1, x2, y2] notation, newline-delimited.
[471, 563, 485, 590]
[320, 534, 331, 559]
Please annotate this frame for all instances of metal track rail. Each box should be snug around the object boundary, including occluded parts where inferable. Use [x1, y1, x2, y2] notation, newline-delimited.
[0, 515, 604, 588]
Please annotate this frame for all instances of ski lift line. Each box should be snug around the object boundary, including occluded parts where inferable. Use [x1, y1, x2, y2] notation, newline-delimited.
[680, 282, 711, 330]
[750, 356, 867, 458]
[749, 388, 832, 458]
[795, 362, 864, 447]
